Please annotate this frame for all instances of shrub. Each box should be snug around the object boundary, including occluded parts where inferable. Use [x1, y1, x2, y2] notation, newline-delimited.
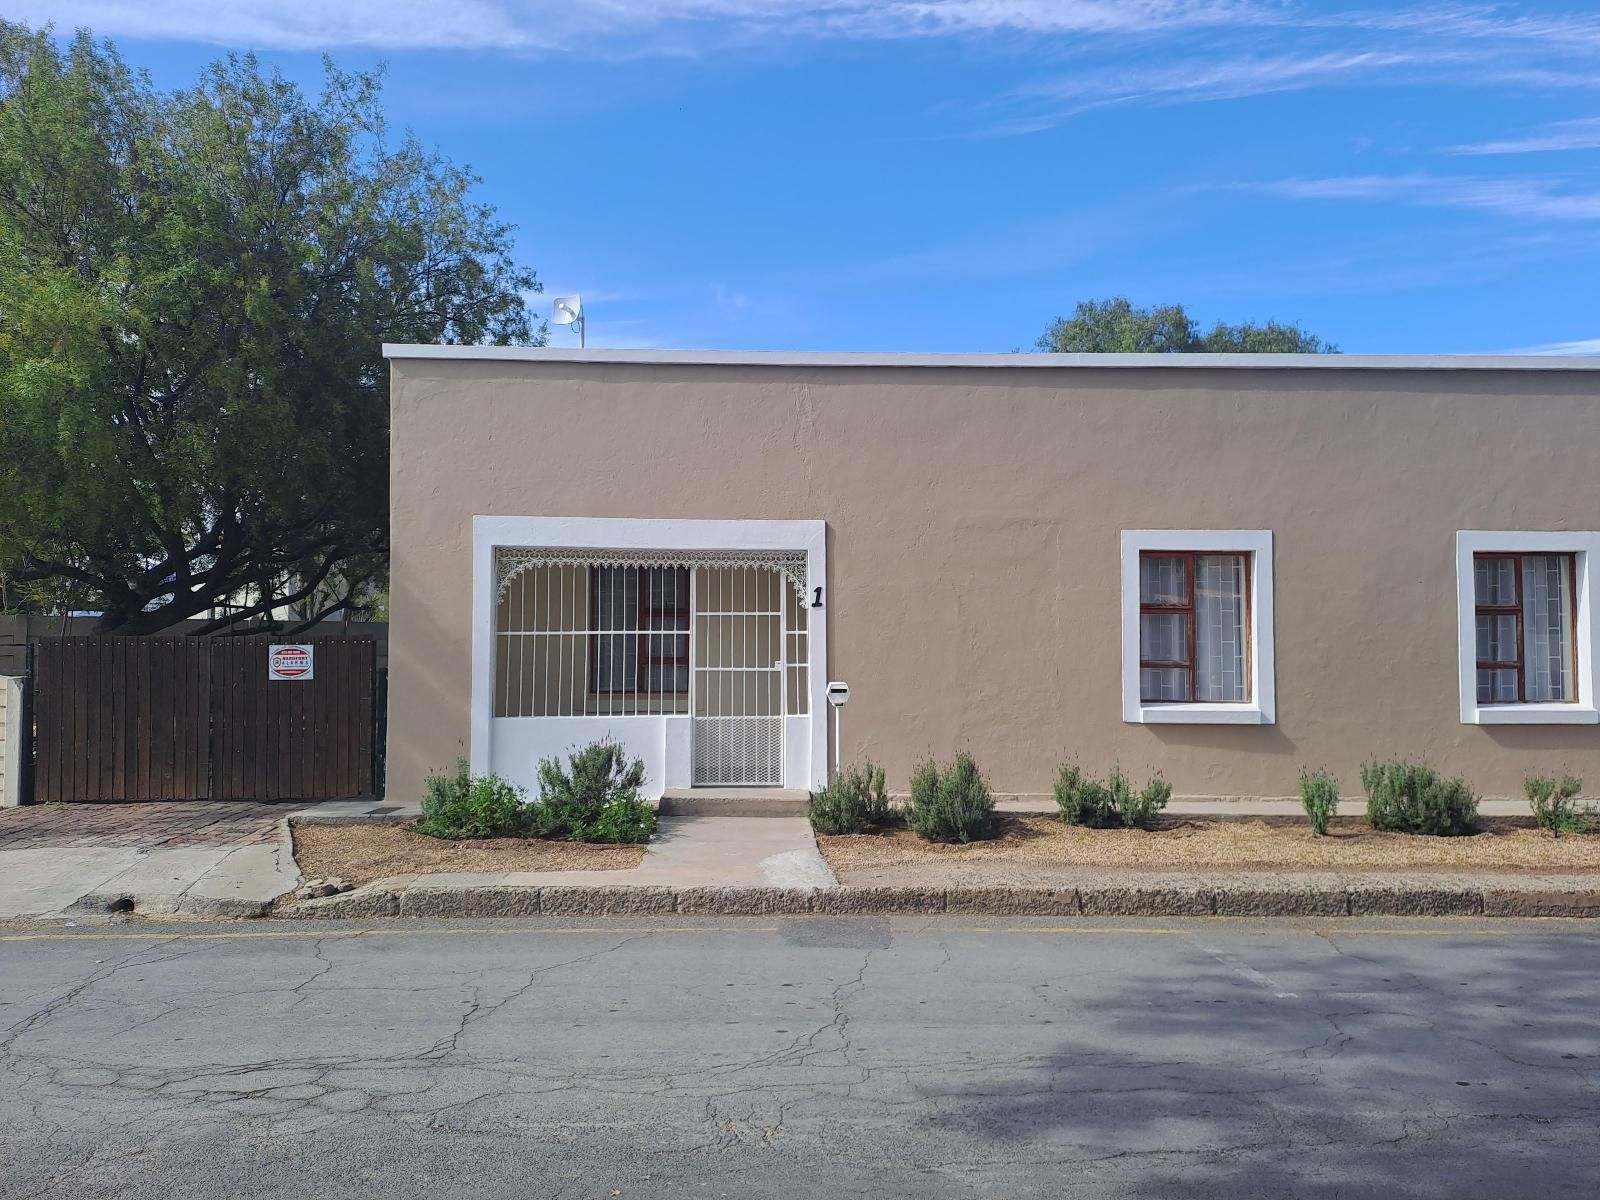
[574, 798, 657, 845]
[534, 740, 653, 843]
[809, 761, 891, 835]
[1361, 761, 1478, 836]
[1524, 774, 1588, 837]
[1056, 762, 1168, 829]
[1299, 768, 1339, 836]
[909, 758, 940, 817]
[907, 752, 995, 843]
[1054, 762, 1116, 828]
[1116, 768, 1171, 830]
[417, 758, 531, 839]
[861, 762, 893, 826]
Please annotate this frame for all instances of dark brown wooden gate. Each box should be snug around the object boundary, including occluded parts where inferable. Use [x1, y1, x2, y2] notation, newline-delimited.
[31, 637, 377, 803]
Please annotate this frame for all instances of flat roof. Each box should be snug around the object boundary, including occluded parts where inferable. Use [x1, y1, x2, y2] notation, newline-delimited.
[382, 345, 1600, 371]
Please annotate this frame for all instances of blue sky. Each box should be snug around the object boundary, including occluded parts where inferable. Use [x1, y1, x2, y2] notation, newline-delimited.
[21, 1, 1600, 353]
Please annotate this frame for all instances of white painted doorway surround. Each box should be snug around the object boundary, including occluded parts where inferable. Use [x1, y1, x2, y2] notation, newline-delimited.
[471, 516, 827, 800]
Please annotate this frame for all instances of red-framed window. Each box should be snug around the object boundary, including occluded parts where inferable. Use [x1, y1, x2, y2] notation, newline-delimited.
[1138, 551, 1251, 704]
[589, 566, 690, 695]
[1474, 553, 1577, 704]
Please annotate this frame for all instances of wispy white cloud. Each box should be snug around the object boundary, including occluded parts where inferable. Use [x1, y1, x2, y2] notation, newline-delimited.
[1448, 116, 1600, 155]
[979, 4, 1600, 135]
[992, 49, 1434, 129]
[19, 0, 1600, 75]
[1326, 4, 1600, 52]
[26, 0, 1600, 179]
[1237, 172, 1600, 221]
[16, 1, 558, 53]
[1504, 336, 1600, 355]
[15, 0, 1267, 53]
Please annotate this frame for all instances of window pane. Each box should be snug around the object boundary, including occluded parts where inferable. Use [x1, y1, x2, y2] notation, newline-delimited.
[1477, 668, 1519, 703]
[1195, 554, 1247, 702]
[594, 633, 636, 691]
[646, 568, 690, 630]
[595, 567, 636, 628]
[594, 568, 639, 691]
[644, 665, 689, 692]
[1140, 613, 1188, 664]
[643, 632, 689, 694]
[1140, 555, 1187, 605]
[1475, 613, 1519, 664]
[1141, 667, 1191, 702]
[1475, 557, 1517, 606]
[1523, 556, 1573, 701]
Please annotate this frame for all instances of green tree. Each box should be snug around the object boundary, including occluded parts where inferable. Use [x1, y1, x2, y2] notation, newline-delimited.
[0, 23, 542, 632]
[1036, 297, 1336, 354]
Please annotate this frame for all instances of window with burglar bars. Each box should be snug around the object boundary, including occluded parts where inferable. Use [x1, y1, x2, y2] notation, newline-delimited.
[591, 567, 689, 695]
[1474, 553, 1576, 703]
[1138, 551, 1250, 703]
[494, 562, 808, 718]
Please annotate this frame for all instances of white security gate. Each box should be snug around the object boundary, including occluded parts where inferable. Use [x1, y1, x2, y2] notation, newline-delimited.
[490, 545, 811, 790]
[692, 566, 784, 785]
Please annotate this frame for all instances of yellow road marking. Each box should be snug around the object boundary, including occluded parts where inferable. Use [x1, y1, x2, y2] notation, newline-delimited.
[0, 926, 782, 943]
[0, 921, 1578, 944]
[989, 925, 1516, 937]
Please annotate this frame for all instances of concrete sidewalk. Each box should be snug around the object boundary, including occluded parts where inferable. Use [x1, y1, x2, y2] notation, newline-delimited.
[507, 816, 835, 888]
[3, 839, 298, 919]
[0, 798, 406, 921]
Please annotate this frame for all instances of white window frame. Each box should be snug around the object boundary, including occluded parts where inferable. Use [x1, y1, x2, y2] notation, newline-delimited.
[1456, 531, 1599, 725]
[1120, 530, 1275, 725]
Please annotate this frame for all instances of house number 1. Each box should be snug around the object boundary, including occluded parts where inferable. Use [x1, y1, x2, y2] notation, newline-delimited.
[812, 586, 824, 608]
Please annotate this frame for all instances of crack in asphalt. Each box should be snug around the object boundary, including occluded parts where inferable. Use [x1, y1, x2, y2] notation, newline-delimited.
[4, 924, 1600, 1197]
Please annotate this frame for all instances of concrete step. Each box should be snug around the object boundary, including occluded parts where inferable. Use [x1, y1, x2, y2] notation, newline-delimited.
[658, 788, 812, 818]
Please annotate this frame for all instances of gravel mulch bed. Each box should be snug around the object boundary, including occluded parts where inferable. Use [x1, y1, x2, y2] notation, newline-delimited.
[817, 814, 1600, 875]
[292, 823, 646, 887]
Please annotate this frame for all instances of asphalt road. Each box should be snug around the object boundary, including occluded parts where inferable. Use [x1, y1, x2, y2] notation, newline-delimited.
[2, 916, 1597, 1199]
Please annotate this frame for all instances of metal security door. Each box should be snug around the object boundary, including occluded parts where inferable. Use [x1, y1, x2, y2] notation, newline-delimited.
[692, 566, 784, 785]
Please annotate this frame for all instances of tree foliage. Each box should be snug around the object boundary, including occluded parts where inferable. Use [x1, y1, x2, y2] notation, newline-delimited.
[0, 23, 541, 632]
[1036, 297, 1336, 355]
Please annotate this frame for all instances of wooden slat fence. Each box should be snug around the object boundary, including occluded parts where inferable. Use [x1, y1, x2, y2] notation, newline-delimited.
[31, 637, 377, 803]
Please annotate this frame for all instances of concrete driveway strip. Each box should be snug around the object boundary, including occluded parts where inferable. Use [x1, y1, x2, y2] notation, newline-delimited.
[507, 815, 837, 888]
[0, 916, 1596, 1199]
[0, 849, 150, 920]
[0, 826, 301, 921]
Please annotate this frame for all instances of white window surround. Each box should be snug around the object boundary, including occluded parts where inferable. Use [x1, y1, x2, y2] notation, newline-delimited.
[1455, 531, 1600, 726]
[471, 515, 828, 783]
[1120, 529, 1276, 725]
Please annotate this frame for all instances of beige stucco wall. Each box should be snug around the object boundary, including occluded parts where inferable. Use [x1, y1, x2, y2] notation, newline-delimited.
[389, 358, 1600, 803]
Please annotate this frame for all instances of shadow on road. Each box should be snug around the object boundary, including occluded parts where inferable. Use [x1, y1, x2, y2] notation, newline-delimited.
[913, 929, 1599, 1197]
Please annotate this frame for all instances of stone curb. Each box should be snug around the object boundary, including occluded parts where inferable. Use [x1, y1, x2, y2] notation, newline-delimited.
[67, 889, 279, 919]
[282, 880, 1600, 920]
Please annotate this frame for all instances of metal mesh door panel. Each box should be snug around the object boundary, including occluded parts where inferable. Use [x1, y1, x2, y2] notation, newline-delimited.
[692, 716, 782, 785]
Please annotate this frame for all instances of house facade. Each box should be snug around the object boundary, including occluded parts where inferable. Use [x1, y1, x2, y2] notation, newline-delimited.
[385, 347, 1600, 805]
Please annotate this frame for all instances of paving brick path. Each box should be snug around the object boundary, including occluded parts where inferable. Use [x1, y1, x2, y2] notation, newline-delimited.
[0, 802, 286, 850]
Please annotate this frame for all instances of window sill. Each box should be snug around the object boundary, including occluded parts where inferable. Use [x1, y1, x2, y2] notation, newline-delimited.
[1464, 704, 1600, 726]
[1128, 703, 1272, 726]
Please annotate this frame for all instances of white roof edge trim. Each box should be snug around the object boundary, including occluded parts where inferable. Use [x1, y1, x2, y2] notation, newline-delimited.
[382, 345, 1600, 370]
